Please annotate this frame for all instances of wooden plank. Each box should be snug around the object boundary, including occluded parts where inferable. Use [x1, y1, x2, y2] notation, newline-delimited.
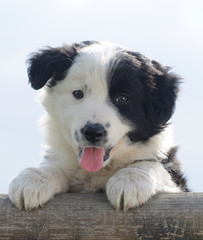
[0, 193, 203, 240]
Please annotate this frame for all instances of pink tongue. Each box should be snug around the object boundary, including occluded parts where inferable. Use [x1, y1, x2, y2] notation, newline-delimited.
[81, 147, 105, 172]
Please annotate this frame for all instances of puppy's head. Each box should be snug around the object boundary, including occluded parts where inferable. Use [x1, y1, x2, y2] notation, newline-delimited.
[27, 41, 180, 172]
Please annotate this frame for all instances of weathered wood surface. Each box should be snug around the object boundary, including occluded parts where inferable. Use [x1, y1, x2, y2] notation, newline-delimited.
[0, 193, 203, 240]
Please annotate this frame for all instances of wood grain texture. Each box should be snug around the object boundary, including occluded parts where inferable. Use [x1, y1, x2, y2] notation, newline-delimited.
[0, 193, 203, 240]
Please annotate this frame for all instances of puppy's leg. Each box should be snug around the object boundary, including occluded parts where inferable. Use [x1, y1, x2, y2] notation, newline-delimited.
[106, 161, 181, 211]
[9, 165, 69, 211]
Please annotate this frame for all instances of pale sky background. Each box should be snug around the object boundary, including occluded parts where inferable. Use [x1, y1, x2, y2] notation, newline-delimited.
[0, 0, 203, 193]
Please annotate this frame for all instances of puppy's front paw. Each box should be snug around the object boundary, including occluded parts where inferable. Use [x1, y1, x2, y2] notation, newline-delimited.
[9, 168, 55, 211]
[106, 168, 156, 211]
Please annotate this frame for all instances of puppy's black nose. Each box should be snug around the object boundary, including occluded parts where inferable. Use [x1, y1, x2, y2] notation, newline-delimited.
[82, 123, 106, 144]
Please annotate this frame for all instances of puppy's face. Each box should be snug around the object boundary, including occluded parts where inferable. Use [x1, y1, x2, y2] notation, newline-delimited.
[28, 41, 180, 172]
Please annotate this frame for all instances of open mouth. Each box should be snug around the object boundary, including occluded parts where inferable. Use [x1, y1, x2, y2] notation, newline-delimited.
[79, 147, 112, 173]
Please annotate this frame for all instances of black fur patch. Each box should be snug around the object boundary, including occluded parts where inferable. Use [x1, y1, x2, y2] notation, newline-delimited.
[162, 147, 189, 192]
[108, 50, 181, 142]
[27, 41, 98, 90]
[27, 46, 77, 90]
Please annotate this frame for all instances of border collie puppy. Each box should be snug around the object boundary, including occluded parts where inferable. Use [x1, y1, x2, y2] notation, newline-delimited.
[9, 41, 188, 211]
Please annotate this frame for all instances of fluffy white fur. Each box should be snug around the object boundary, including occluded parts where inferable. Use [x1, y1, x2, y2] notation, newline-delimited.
[9, 42, 181, 211]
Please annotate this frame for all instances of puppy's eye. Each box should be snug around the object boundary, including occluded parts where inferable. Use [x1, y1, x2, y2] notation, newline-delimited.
[115, 95, 129, 104]
[72, 90, 84, 99]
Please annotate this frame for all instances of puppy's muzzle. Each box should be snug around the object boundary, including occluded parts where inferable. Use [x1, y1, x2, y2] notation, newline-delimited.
[81, 123, 107, 144]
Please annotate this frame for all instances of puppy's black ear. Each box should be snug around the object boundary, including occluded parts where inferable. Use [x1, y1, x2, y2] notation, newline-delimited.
[27, 46, 77, 90]
[144, 61, 181, 126]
